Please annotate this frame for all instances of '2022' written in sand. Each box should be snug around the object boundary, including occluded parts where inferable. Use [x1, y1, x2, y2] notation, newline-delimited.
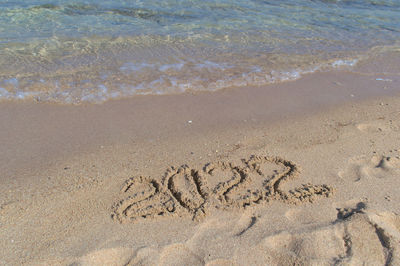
[112, 155, 333, 223]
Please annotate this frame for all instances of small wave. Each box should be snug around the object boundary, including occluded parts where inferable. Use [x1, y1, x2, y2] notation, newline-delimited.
[0, 56, 360, 104]
[28, 3, 196, 24]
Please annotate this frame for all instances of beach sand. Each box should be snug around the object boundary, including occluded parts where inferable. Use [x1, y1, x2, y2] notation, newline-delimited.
[1, 53, 400, 265]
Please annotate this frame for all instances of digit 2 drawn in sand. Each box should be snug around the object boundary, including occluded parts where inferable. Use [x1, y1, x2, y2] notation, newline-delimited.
[112, 155, 334, 223]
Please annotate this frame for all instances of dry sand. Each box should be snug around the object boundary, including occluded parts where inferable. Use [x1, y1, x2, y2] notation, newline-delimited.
[1, 53, 400, 265]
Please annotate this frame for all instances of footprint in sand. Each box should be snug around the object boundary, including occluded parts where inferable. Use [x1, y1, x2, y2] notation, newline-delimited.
[236, 202, 400, 265]
[75, 247, 137, 266]
[104, 203, 400, 265]
[356, 121, 391, 133]
[158, 243, 204, 266]
[234, 212, 258, 236]
[112, 155, 334, 223]
[205, 259, 235, 266]
[339, 152, 400, 181]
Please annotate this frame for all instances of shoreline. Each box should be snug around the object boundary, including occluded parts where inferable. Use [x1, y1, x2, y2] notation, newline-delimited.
[1, 66, 400, 264]
[1, 40, 399, 105]
[1, 68, 399, 179]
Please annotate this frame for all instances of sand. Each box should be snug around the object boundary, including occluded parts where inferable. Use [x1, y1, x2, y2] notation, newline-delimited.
[1, 52, 400, 265]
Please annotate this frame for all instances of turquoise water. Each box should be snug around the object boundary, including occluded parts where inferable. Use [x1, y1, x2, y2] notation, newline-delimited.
[0, 0, 399, 103]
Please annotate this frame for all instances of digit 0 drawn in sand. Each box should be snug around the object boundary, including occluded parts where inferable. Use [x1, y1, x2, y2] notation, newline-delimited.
[163, 165, 208, 219]
[112, 155, 334, 223]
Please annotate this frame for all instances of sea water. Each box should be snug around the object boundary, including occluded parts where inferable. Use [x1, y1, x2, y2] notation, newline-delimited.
[0, 0, 399, 103]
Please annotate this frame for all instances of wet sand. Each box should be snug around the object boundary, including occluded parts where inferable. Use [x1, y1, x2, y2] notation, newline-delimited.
[1, 57, 400, 265]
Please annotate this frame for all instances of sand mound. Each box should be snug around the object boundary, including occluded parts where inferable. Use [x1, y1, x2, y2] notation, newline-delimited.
[78, 248, 136, 266]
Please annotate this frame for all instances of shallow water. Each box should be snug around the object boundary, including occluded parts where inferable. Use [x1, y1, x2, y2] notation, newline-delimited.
[0, 0, 399, 103]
